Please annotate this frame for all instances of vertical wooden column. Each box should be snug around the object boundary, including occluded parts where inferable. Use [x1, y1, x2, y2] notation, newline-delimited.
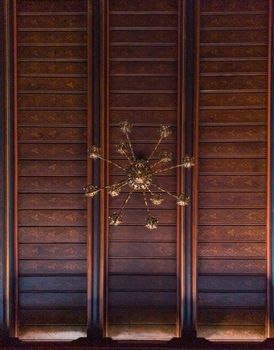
[181, 0, 196, 339]
[268, 0, 274, 339]
[0, 0, 7, 340]
[87, 0, 105, 339]
[0, 0, 15, 341]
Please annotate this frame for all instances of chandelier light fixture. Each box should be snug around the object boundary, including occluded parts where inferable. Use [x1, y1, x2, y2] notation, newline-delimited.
[85, 121, 194, 230]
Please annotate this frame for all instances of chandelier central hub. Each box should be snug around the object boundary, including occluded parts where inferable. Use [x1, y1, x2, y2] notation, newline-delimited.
[127, 159, 153, 190]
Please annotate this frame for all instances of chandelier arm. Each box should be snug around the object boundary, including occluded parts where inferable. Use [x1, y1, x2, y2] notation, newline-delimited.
[123, 149, 134, 164]
[98, 155, 126, 171]
[112, 180, 129, 190]
[154, 162, 186, 175]
[125, 131, 136, 161]
[90, 180, 126, 193]
[148, 188, 155, 196]
[107, 179, 128, 190]
[151, 158, 167, 169]
[142, 191, 151, 215]
[152, 183, 178, 200]
[147, 136, 163, 161]
[117, 191, 133, 216]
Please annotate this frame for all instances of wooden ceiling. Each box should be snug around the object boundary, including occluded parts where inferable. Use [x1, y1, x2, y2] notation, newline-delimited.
[0, 0, 272, 347]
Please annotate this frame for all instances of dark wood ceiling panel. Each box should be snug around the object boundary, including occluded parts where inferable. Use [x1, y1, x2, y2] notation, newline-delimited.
[104, 0, 183, 340]
[195, 0, 270, 341]
[15, 0, 89, 340]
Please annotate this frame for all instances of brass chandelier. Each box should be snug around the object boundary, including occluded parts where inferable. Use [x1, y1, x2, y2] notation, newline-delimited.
[85, 121, 194, 229]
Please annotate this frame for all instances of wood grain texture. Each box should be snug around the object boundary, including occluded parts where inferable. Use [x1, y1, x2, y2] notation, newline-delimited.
[18, 46, 87, 59]
[201, 14, 268, 28]
[199, 110, 267, 124]
[201, 46, 268, 59]
[200, 0, 268, 12]
[20, 309, 87, 325]
[15, 0, 88, 339]
[108, 308, 176, 324]
[18, 111, 87, 126]
[18, 62, 87, 74]
[198, 259, 266, 275]
[198, 275, 266, 292]
[198, 308, 265, 325]
[19, 276, 87, 291]
[196, 0, 269, 341]
[197, 325, 265, 341]
[19, 260, 87, 275]
[19, 227, 86, 243]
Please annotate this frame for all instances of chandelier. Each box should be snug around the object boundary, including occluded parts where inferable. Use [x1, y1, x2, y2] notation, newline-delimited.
[85, 121, 194, 230]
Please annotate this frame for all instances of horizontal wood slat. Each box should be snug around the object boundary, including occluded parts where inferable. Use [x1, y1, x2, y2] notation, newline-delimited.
[200, 0, 268, 12]
[198, 259, 266, 275]
[20, 309, 87, 325]
[199, 192, 266, 208]
[19, 177, 86, 193]
[19, 276, 87, 291]
[19, 227, 86, 243]
[109, 226, 176, 242]
[20, 292, 86, 308]
[197, 326, 265, 341]
[108, 307, 176, 324]
[199, 110, 267, 123]
[19, 260, 87, 275]
[18, 62, 87, 74]
[18, 326, 86, 341]
[18, 111, 87, 125]
[19, 243, 86, 259]
[198, 275, 266, 292]
[200, 46, 268, 59]
[108, 324, 176, 341]
[18, 46, 87, 59]
[198, 226, 266, 242]
[109, 259, 176, 274]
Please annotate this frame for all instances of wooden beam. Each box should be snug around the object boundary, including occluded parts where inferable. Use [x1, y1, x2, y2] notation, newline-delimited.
[87, 0, 105, 339]
[87, 0, 93, 339]
[0, 0, 16, 342]
[182, 0, 196, 339]
[0, 0, 7, 339]
[267, 0, 274, 339]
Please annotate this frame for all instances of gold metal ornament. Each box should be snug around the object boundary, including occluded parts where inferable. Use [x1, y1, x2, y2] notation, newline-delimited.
[176, 193, 190, 206]
[150, 193, 164, 206]
[85, 121, 194, 229]
[88, 145, 101, 159]
[84, 184, 99, 198]
[182, 155, 195, 169]
[109, 212, 122, 226]
[145, 216, 159, 230]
